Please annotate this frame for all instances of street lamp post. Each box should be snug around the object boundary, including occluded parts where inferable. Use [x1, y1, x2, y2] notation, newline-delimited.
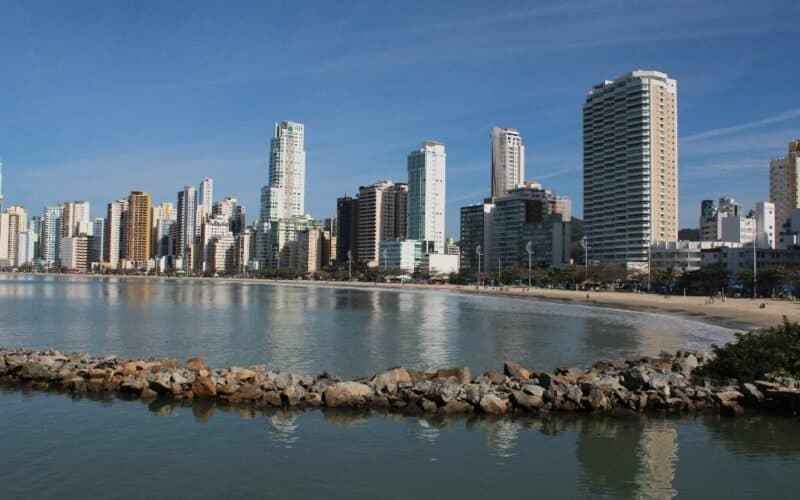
[648, 240, 652, 292]
[475, 245, 482, 287]
[497, 257, 502, 286]
[753, 240, 758, 299]
[582, 236, 589, 284]
[525, 240, 534, 288]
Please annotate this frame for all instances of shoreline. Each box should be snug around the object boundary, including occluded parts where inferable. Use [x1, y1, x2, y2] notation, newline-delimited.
[4, 271, 796, 330]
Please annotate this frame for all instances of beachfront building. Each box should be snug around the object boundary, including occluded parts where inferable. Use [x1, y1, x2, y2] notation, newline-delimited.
[583, 70, 678, 266]
[491, 182, 572, 272]
[769, 139, 800, 229]
[407, 141, 446, 253]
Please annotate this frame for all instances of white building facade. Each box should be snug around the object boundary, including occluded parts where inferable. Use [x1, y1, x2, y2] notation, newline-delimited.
[583, 70, 678, 265]
[407, 141, 446, 253]
[263, 121, 306, 221]
[490, 127, 525, 198]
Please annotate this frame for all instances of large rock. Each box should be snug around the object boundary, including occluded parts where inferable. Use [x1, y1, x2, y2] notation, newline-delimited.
[463, 384, 488, 406]
[622, 366, 651, 391]
[480, 394, 509, 415]
[583, 387, 610, 412]
[511, 390, 544, 412]
[504, 361, 531, 380]
[425, 380, 462, 405]
[232, 383, 263, 402]
[371, 368, 412, 394]
[522, 385, 545, 398]
[434, 367, 471, 384]
[323, 382, 374, 408]
[186, 357, 209, 372]
[281, 384, 306, 406]
[229, 367, 257, 382]
[441, 400, 473, 414]
[19, 362, 59, 381]
[120, 376, 148, 395]
[192, 376, 217, 398]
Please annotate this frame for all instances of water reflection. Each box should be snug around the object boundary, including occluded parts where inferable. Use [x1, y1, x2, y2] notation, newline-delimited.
[128, 398, 798, 499]
[0, 276, 735, 377]
[267, 412, 300, 448]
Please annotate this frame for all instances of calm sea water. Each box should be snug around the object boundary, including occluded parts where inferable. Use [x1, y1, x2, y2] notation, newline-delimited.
[2, 275, 798, 499]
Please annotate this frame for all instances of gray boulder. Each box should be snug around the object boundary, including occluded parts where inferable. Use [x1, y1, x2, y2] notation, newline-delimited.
[323, 382, 374, 408]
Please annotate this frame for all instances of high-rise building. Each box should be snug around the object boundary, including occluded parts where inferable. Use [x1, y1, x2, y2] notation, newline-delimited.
[2, 206, 28, 267]
[28, 216, 41, 261]
[198, 215, 233, 272]
[90, 218, 105, 265]
[103, 199, 127, 269]
[40, 205, 63, 266]
[459, 202, 495, 274]
[769, 139, 800, 229]
[196, 177, 214, 236]
[0, 213, 8, 266]
[336, 196, 359, 264]
[261, 121, 306, 221]
[699, 197, 741, 241]
[60, 236, 89, 272]
[151, 202, 175, 257]
[176, 186, 197, 269]
[357, 181, 408, 266]
[124, 191, 152, 267]
[236, 230, 252, 273]
[322, 218, 337, 267]
[407, 141, 446, 253]
[61, 201, 91, 238]
[0, 159, 4, 211]
[491, 183, 572, 271]
[208, 234, 237, 274]
[213, 196, 245, 234]
[583, 70, 678, 265]
[754, 201, 776, 249]
[16, 230, 36, 268]
[198, 178, 214, 214]
[258, 215, 320, 271]
[294, 227, 323, 274]
[212, 196, 237, 221]
[491, 127, 525, 198]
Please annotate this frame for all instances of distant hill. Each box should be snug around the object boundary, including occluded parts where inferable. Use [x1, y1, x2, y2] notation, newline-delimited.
[678, 228, 700, 241]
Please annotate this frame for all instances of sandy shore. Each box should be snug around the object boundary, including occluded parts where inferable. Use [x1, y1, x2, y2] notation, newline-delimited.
[4, 272, 797, 330]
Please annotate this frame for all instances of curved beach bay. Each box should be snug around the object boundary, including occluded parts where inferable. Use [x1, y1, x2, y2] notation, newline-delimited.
[2, 275, 799, 499]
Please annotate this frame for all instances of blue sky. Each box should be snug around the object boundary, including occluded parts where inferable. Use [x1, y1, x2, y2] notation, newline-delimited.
[1, 0, 799, 236]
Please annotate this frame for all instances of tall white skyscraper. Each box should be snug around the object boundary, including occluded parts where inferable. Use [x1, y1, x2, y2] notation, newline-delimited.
[199, 178, 214, 212]
[177, 186, 198, 263]
[40, 205, 63, 265]
[261, 121, 306, 221]
[407, 141, 446, 253]
[61, 201, 90, 238]
[196, 177, 214, 234]
[490, 127, 525, 199]
[583, 70, 678, 265]
[104, 199, 128, 268]
[754, 201, 776, 249]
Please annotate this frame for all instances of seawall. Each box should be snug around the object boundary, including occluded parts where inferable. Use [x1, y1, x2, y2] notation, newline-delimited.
[2, 347, 798, 417]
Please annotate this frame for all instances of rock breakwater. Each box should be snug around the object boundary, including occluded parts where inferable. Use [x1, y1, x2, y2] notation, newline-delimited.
[2, 347, 799, 417]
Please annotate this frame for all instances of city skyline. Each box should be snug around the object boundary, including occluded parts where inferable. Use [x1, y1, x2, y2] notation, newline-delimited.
[1, 1, 799, 235]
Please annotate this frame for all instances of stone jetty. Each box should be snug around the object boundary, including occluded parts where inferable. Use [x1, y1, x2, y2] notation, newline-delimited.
[2, 347, 799, 417]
